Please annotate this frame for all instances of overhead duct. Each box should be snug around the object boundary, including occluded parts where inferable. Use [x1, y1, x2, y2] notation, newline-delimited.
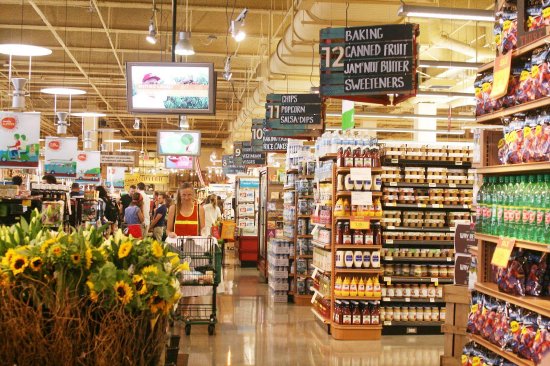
[11, 78, 27, 109]
[431, 34, 493, 60]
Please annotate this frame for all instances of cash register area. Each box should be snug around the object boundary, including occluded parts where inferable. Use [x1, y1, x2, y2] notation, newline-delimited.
[179, 253, 443, 366]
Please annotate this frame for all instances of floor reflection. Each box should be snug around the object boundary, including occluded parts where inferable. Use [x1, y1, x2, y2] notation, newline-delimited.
[178, 250, 444, 366]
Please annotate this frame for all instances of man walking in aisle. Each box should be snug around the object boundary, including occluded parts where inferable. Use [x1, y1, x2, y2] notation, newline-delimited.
[137, 182, 151, 235]
[149, 193, 167, 242]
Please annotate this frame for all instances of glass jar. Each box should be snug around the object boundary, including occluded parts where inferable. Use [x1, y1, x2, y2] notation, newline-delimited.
[424, 307, 432, 322]
[436, 286, 443, 298]
[416, 307, 424, 321]
[420, 284, 428, 298]
[427, 284, 436, 298]
[421, 265, 428, 277]
[409, 307, 417, 321]
[395, 284, 404, 298]
[403, 284, 412, 298]
[385, 263, 394, 276]
[386, 306, 394, 321]
[380, 306, 386, 322]
[428, 265, 439, 278]
[387, 285, 395, 297]
[440, 307, 446, 322]
[393, 307, 401, 321]
[394, 264, 403, 276]
[439, 265, 448, 278]
[431, 307, 440, 322]
[413, 265, 422, 277]
[411, 284, 420, 298]
[402, 264, 411, 277]
[402, 306, 409, 321]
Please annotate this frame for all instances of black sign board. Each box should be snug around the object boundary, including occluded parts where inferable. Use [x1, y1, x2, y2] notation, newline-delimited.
[454, 223, 476, 255]
[222, 154, 245, 174]
[319, 23, 418, 105]
[265, 93, 323, 129]
[263, 135, 288, 152]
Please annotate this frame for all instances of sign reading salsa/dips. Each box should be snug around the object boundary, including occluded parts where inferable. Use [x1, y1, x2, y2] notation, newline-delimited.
[320, 24, 418, 101]
[265, 93, 322, 127]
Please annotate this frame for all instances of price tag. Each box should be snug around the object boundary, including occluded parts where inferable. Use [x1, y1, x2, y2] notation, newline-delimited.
[491, 238, 516, 268]
[455, 161, 463, 166]
[428, 183, 436, 188]
[450, 226, 456, 232]
[446, 257, 453, 262]
[385, 256, 394, 261]
[432, 204, 440, 208]
[391, 158, 399, 164]
[490, 51, 513, 99]
[463, 204, 470, 209]
[449, 183, 457, 188]
[383, 297, 390, 302]
[384, 276, 392, 285]
[384, 321, 392, 326]
[386, 239, 394, 244]
[386, 202, 397, 207]
[22, 199, 31, 207]
[417, 203, 426, 208]
[405, 297, 411, 302]
[429, 298, 435, 303]
[406, 327, 418, 334]
[431, 278, 439, 286]
[390, 182, 398, 187]
[312, 268, 319, 279]
[350, 218, 370, 230]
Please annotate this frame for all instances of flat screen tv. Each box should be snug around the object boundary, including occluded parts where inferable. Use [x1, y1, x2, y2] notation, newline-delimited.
[157, 130, 201, 156]
[165, 155, 194, 169]
[126, 62, 216, 114]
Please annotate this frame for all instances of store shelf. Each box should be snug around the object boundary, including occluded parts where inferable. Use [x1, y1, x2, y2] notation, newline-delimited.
[336, 190, 382, 197]
[383, 239, 454, 246]
[476, 96, 550, 124]
[311, 240, 331, 250]
[311, 308, 331, 324]
[469, 334, 534, 366]
[319, 153, 337, 161]
[280, 236, 294, 241]
[383, 226, 456, 233]
[298, 175, 314, 179]
[381, 158, 472, 169]
[475, 282, 550, 318]
[382, 276, 454, 284]
[334, 295, 381, 301]
[476, 233, 550, 253]
[286, 169, 298, 174]
[383, 182, 473, 189]
[334, 268, 383, 274]
[337, 167, 383, 174]
[312, 221, 331, 229]
[334, 215, 382, 221]
[297, 214, 312, 218]
[297, 234, 313, 239]
[331, 324, 383, 330]
[298, 195, 314, 199]
[478, 36, 550, 73]
[383, 203, 471, 211]
[297, 255, 313, 259]
[383, 256, 454, 263]
[381, 297, 445, 303]
[317, 177, 333, 183]
[283, 186, 295, 191]
[311, 263, 331, 274]
[310, 287, 329, 299]
[383, 321, 444, 327]
[334, 244, 382, 250]
[475, 161, 550, 175]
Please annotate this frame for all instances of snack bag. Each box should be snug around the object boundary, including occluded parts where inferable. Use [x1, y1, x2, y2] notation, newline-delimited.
[481, 73, 496, 113]
[544, 0, 550, 26]
[519, 314, 540, 360]
[526, 0, 544, 31]
[497, 1, 518, 55]
[524, 252, 548, 296]
[530, 46, 550, 101]
[517, 58, 533, 104]
[504, 306, 523, 354]
[468, 293, 484, 335]
[475, 73, 486, 116]
[534, 111, 550, 162]
[496, 249, 526, 296]
[532, 317, 550, 364]
[503, 115, 526, 164]
[491, 302, 510, 347]
[481, 297, 498, 340]
[502, 65, 523, 108]
[521, 114, 538, 163]
[461, 342, 474, 366]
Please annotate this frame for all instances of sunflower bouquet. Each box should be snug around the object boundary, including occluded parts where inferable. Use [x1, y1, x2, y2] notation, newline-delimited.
[0, 210, 185, 365]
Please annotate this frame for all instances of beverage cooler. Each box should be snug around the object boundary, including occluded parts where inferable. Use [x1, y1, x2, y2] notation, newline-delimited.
[235, 176, 260, 267]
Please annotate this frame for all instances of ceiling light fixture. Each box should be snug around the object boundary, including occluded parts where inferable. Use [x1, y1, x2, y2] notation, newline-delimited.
[418, 60, 483, 70]
[146, 18, 157, 44]
[133, 118, 141, 130]
[230, 8, 248, 42]
[325, 112, 475, 122]
[326, 126, 466, 135]
[40, 87, 86, 95]
[398, 4, 494, 22]
[0, 44, 52, 57]
[104, 139, 129, 143]
[175, 31, 195, 56]
[71, 112, 106, 117]
[223, 56, 232, 81]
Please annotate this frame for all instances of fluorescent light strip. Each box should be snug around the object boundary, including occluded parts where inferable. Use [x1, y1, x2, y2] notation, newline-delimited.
[418, 60, 483, 70]
[325, 127, 466, 135]
[104, 139, 129, 143]
[325, 112, 475, 122]
[41, 87, 86, 95]
[415, 91, 475, 99]
[398, 4, 495, 22]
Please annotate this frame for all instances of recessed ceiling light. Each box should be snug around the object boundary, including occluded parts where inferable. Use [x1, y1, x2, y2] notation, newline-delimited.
[104, 139, 129, 143]
[72, 112, 107, 117]
[41, 87, 86, 95]
[0, 44, 52, 57]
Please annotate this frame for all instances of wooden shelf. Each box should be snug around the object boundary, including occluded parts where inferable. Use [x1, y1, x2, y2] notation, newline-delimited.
[469, 334, 534, 366]
[476, 233, 550, 253]
[476, 97, 550, 124]
[381, 297, 445, 303]
[383, 256, 454, 263]
[310, 287, 329, 300]
[337, 167, 383, 174]
[283, 186, 295, 191]
[318, 177, 332, 183]
[297, 234, 313, 239]
[286, 169, 298, 174]
[334, 244, 382, 250]
[331, 323, 382, 330]
[383, 182, 473, 189]
[297, 214, 311, 218]
[478, 35, 550, 73]
[298, 175, 314, 179]
[331, 323, 383, 340]
[311, 240, 331, 250]
[475, 282, 550, 318]
[319, 153, 337, 161]
[311, 308, 330, 324]
[382, 158, 471, 169]
[336, 190, 383, 197]
[280, 236, 294, 241]
[298, 195, 314, 199]
[383, 226, 456, 233]
[384, 239, 454, 246]
[475, 161, 550, 175]
[382, 276, 454, 284]
[311, 263, 331, 274]
[334, 215, 382, 221]
[383, 321, 444, 327]
[312, 221, 331, 229]
[333, 295, 381, 301]
[297, 254, 313, 259]
[383, 203, 471, 211]
[334, 268, 383, 274]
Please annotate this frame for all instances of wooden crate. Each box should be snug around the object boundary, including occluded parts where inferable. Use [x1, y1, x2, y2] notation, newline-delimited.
[441, 285, 471, 366]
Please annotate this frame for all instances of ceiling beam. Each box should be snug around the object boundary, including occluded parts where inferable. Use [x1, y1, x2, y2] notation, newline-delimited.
[90, 0, 125, 76]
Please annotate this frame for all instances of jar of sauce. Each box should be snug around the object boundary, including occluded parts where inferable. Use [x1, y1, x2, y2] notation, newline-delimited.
[342, 301, 352, 325]
[362, 302, 371, 325]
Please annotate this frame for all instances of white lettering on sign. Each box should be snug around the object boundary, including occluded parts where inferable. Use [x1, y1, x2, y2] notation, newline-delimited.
[345, 76, 405, 92]
[280, 115, 316, 124]
[280, 105, 306, 114]
[345, 27, 384, 42]
[281, 95, 298, 103]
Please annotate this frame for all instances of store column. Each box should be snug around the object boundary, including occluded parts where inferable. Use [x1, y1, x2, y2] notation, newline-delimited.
[413, 102, 437, 142]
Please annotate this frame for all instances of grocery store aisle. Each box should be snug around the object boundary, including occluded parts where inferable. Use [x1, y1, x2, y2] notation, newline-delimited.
[177, 252, 444, 366]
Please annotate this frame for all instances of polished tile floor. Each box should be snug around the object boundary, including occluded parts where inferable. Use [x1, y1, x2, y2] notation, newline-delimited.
[177, 252, 444, 366]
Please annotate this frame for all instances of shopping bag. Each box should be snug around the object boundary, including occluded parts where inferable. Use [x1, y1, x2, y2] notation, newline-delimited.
[211, 225, 220, 239]
[221, 221, 235, 240]
[127, 224, 142, 239]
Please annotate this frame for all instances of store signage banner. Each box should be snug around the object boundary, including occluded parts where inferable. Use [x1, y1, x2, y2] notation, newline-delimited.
[453, 223, 475, 286]
[319, 24, 418, 103]
[222, 154, 245, 174]
[76, 151, 101, 182]
[101, 154, 135, 165]
[265, 93, 323, 131]
[45, 136, 78, 178]
[106, 166, 126, 188]
[250, 118, 288, 152]
[124, 173, 141, 190]
[0, 112, 41, 169]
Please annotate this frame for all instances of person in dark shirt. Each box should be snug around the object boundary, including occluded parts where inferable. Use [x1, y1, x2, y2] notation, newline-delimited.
[42, 174, 57, 184]
[120, 185, 135, 212]
[149, 192, 167, 242]
[70, 182, 82, 197]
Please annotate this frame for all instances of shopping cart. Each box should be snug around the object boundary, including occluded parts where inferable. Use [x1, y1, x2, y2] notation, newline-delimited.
[170, 236, 221, 335]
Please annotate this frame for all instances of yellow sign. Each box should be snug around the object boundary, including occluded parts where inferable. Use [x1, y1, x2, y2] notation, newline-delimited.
[124, 173, 140, 191]
[350, 217, 370, 230]
[491, 237, 515, 268]
[490, 52, 513, 100]
[140, 174, 169, 184]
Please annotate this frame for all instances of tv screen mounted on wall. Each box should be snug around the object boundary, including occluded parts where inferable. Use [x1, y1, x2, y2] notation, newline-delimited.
[157, 130, 201, 156]
[126, 62, 216, 114]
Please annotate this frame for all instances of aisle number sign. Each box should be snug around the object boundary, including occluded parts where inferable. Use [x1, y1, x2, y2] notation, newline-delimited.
[491, 238, 516, 268]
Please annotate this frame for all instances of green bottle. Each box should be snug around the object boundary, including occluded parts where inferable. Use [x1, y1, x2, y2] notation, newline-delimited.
[520, 175, 534, 240]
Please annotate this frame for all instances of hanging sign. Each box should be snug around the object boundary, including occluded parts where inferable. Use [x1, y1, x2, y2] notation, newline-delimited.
[124, 173, 141, 190]
[106, 166, 126, 188]
[76, 151, 101, 182]
[0, 112, 41, 169]
[265, 93, 323, 129]
[319, 24, 419, 104]
[241, 141, 266, 166]
[222, 154, 245, 174]
[101, 154, 135, 165]
[250, 119, 289, 152]
[45, 136, 78, 178]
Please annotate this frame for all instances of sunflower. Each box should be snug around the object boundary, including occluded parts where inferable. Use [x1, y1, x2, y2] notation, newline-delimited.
[142, 264, 159, 276]
[149, 293, 165, 314]
[151, 241, 163, 258]
[4, 248, 16, 263]
[70, 253, 81, 265]
[118, 241, 133, 259]
[85, 248, 93, 269]
[90, 290, 99, 303]
[40, 238, 56, 254]
[10, 255, 28, 275]
[132, 275, 148, 295]
[114, 281, 133, 305]
[30, 257, 43, 271]
[50, 244, 63, 257]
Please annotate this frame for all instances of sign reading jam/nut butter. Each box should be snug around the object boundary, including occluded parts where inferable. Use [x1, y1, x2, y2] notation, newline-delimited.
[319, 24, 418, 103]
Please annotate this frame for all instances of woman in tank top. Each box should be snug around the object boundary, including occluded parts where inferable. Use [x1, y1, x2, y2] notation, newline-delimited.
[167, 182, 205, 238]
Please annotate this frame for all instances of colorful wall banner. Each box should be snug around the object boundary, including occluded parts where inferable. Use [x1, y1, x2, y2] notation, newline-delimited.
[342, 100, 355, 130]
[0, 112, 41, 169]
[44, 136, 78, 178]
[76, 151, 101, 182]
[106, 166, 127, 188]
